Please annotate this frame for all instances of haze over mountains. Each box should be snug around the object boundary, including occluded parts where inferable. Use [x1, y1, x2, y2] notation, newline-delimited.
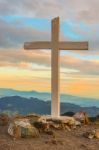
[0, 88, 99, 107]
[0, 88, 99, 117]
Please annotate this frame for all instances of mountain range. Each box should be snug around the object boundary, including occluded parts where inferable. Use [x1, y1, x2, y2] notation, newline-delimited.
[0, 88, 99, 107]
[0, 96, 99, 117]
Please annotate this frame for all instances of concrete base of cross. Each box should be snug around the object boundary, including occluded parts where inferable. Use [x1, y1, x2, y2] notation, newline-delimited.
[38, 115, 75, 124]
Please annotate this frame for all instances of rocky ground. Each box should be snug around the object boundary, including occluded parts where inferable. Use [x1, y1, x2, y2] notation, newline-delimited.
[0, 124, 99, 150]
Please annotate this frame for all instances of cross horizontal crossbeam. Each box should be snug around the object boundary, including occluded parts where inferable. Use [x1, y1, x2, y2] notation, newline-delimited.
[24, 41, 88, 50]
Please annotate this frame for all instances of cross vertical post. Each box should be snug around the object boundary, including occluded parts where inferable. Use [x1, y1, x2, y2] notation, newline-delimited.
[51, 17, 60, 117]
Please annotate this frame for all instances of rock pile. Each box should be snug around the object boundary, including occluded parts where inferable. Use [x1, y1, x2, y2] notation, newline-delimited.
[5, 112, 98, 141]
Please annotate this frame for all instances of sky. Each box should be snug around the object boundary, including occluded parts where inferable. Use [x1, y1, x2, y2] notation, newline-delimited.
[0, 0, 99, 99]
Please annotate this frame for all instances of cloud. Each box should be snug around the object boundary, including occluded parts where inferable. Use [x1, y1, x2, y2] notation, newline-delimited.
[0, 0, 99, 75]
[0, 48, 51, 67]
[76, 0, 99, 22]
[0, 18, 51, 48]
[0, 0, 99, 23]
[0, 0, 99, 98]
[0, 47, 99, 75]
[61, 54, 99, 75]
[0, 17, 99, 57]
[0, 0, 99, 53]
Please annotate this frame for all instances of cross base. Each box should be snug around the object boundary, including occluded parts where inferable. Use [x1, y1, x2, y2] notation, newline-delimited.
[39, 115, 75, 124]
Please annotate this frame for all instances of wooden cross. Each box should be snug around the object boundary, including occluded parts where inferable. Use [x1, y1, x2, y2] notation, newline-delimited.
[24, 17, 88, 118]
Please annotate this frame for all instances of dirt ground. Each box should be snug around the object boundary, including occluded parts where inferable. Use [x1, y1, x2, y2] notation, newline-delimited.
[0, 124, 99, 150]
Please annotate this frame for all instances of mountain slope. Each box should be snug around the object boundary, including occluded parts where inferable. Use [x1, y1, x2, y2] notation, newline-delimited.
[0, 96, 99, 117]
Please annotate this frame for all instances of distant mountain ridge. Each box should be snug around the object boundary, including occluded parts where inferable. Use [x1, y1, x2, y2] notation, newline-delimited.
[0, 88, 99, 107]
[0, 88, 50, 101]
[0, 96, 99, 117]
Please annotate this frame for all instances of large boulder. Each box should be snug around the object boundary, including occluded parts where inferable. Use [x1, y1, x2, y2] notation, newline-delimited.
[73, 112, 89, 124]
[8, 118, 40, 139]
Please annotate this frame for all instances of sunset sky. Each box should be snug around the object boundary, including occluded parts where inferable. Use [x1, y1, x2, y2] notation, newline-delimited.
[0, 0, 99, 99]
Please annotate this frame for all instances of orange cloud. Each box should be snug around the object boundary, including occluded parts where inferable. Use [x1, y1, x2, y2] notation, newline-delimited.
[0, 66, 99, 98]
[0, 47, 99, 75]
[60, 75, 99, 99]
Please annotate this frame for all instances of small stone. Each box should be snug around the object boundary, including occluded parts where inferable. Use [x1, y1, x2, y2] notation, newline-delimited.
[58, 140, 64, 145]
[84, 131, 95, 139]
[45, 130, 54, 135]
[45, 141, 49, 144]
[65, 125, 71, 131]
[95, 130, 99, 139]
[51, 139, 57, 145]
